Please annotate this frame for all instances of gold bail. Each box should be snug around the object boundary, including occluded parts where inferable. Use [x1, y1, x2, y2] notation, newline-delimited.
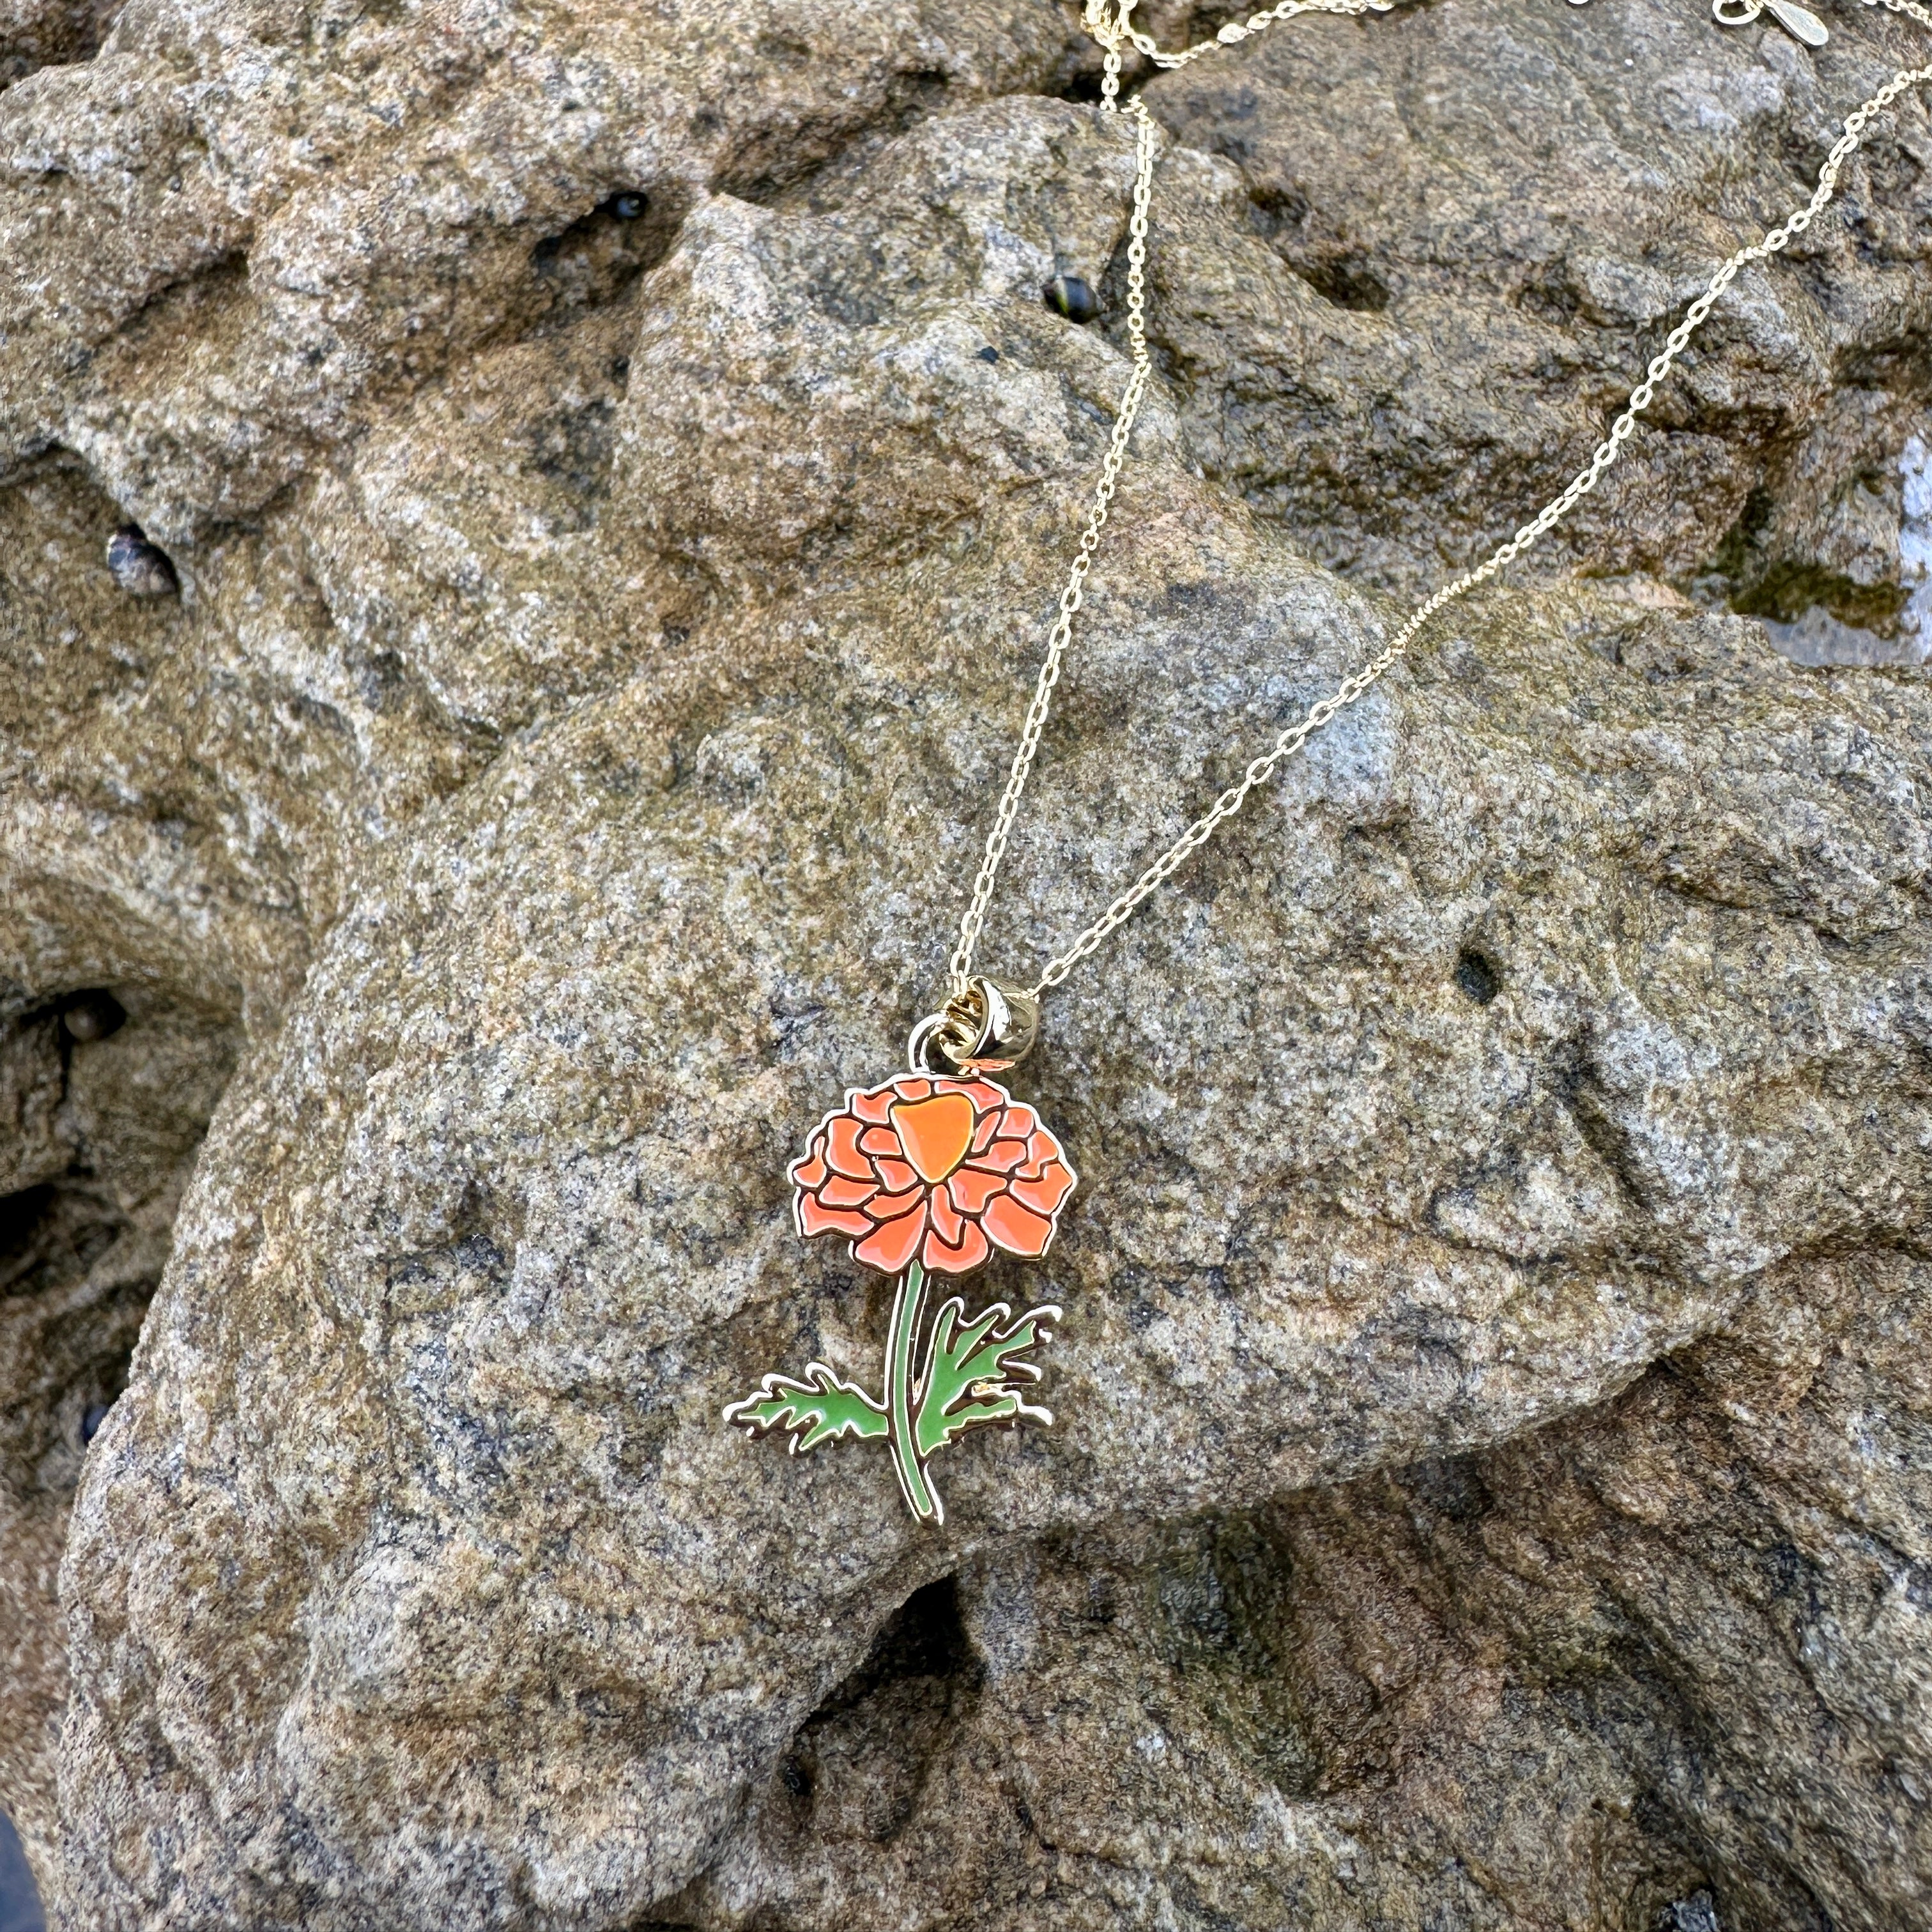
[907, 976, 1041, 1077]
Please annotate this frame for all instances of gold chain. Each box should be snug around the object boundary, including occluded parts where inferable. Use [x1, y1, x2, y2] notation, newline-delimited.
[1080, 0, 1395, 90]
[946, 0, 1932, 1003]
[944, 94, 1156, 997]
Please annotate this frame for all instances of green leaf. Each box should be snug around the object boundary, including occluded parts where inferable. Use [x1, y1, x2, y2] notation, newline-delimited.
[913, 1297, 1062, 1461]
[724, 1362, 888, 1454]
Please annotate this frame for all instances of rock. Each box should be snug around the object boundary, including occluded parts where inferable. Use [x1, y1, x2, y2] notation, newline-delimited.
[0, 0, 1928, 1927]
[684, 1250, 1932, 1931]
[1140, 0, 1932, 646]
[0, 0, 119, 94]
[0, 990, 234, 1885]
[0, 0, 1075, 545]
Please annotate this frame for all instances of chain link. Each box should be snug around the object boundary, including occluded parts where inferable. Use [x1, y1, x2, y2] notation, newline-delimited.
[944, 93, 1158, 995]
[949, 0, 1932, 1000]
[1081, 0, 1394, 77]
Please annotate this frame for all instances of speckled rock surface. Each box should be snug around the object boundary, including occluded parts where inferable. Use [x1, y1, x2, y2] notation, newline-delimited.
[1142, 0, 1932, 635]
[3, 1, 1931, 1928]
[0, 988, 234, 1882]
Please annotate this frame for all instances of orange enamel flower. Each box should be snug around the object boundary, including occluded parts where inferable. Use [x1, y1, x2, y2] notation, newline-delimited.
[790, 1074, 1077, 1276]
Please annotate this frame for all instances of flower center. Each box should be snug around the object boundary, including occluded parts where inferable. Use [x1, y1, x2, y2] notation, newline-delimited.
[891, 1092, 977, 1185]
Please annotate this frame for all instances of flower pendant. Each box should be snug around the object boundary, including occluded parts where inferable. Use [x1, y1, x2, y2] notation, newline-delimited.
[724, 1068, 1076, 1525]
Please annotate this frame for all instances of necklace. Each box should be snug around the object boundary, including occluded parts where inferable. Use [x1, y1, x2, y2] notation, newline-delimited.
[726, 0, 1932, 1526]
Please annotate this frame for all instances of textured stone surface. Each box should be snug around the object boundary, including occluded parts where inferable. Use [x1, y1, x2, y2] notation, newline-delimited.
[682, 1250, 1932, 1931]
[0, 0, 118, 94]
[1, 0, 1929, 1928]
[0, 988, 234, 1879]
[1142, 0, 1932, 637]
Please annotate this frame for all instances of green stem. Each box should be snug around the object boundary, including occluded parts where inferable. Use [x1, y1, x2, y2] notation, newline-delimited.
[884, 1260, 939, 1523]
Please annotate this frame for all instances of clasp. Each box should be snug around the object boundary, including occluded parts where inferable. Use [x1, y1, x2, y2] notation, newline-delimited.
[1713, 0, 1829, 43]
[908, 976, 1041, 1077]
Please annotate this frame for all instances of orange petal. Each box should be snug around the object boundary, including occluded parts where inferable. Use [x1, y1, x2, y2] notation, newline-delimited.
[873, 1158, 918, 1192]
[981, 1192, 1055, 1258]
[799, 1195, 874, 1239]
[997, 1103, 1038, 1140]
[859, 1126, 901, 1158]
[818, 1173, 878, 1210]
[825, 1115, 870, 1179]
[948, 1166, 1006, 1215]
[1022, 1127, 1063, 1172]
[891, 1092, 977, 1184]
[855, 1203, 926, 1273]
[852, 1085, 895, 1124]
[976, 1137, 1029, 1174]
[971, 1112, 1000, 1153]
[954, 1079, 1007, 1114]
[894, 1076, 932, 1101]
[1009, 1165, 1073, 1217]
[928, 1188, 967, 1245]
[789, 1151, 829, 1190]
[923, 1217, 990, 1276]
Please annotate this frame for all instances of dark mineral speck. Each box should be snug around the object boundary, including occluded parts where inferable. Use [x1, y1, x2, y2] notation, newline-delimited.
[1454, 949, 1501, 1005]
[60, 991, 126, 1044]
[105, 524, 179, 597]
[1043, 273, 1097, 324]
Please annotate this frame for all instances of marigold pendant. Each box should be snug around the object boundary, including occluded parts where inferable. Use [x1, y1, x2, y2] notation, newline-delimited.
[724, 1068, 1076, 1525]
